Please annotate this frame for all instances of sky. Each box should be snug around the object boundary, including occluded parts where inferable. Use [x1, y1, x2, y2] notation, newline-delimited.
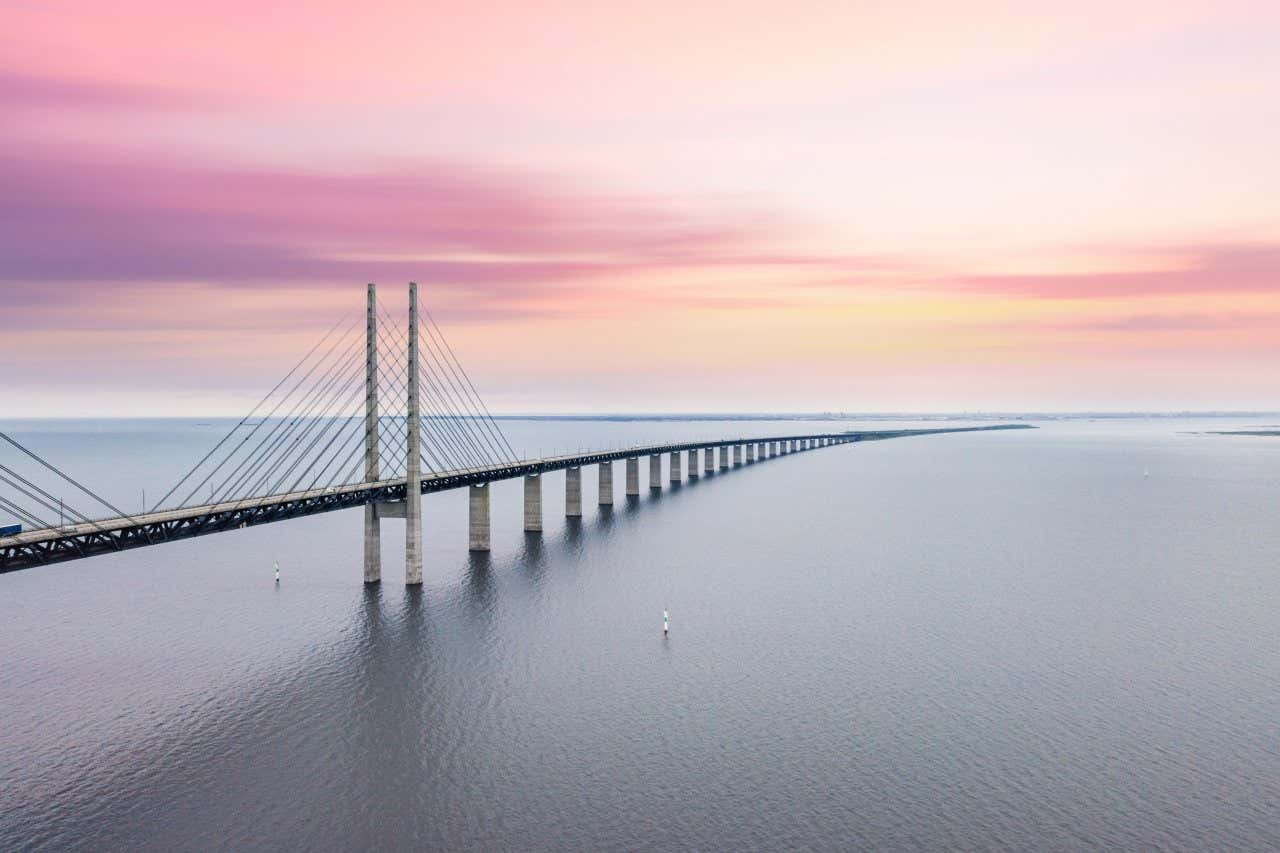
[3, 0, 1278, 415]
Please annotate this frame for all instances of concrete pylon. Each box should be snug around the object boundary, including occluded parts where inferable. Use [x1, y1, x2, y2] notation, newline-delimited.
[363, 282, 381, 583]
[565, 467, 582, 517]
[468, 483, 490, 551]
[599, 461, 613, 506]
[732, 444, 740, 466]
[748, 443, 756, 463]
[404, 282, 423, 585]
[626, 457, 640, 496]
[524, 474, 542, 532]
[688, 449, 699, 478]
[649, 455, 662, 490]
[703, 448, 714, 475]
[670, 451, 682, 483]
[718, 446, 728, 470]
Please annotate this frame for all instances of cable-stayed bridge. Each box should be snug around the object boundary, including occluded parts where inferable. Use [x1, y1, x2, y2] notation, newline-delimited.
[0, 283, 1031, 578]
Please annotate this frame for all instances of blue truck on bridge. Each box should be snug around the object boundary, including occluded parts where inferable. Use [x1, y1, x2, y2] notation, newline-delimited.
[0, 524, 21, 537]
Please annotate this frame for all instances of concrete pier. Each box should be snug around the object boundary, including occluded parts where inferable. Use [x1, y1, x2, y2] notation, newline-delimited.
[732, 444, 740, 466]
[670, 451, 682, 483]
[748, 443, 757, 462]
[687, 449, 699, 478]
[599, 461, 613, 506]
[468, 484, 490, 551]
[524, 474, 542, 532]
[626, 457, 640, 497]
[718, 446, 729, 470]
[565, 467, 582, 517]
[650, 455, 662, 490]
[703, 448, 714, 475]
[404, 282, 423, 586]
[363, 283, 381, 583]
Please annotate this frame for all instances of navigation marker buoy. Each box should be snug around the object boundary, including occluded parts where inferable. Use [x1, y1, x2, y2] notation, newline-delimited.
[663, 608, 669, 636]
[274, 560, 280, 584]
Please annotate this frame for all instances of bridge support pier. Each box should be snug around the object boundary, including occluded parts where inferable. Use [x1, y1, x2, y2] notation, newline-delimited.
[469, 484, 490, 551]
[566, 467, 582, 517]
[703, 448, 714, 475]
[748, 444, 756, 463]
[732, 445, 740, 466]
[650, 455, 662, 490]
[626, 458, 640, 496]
[688, 449, 699, 478]
[599, 461, 613, 506]
[364, 505, 381, 582]
[670, 452, 682, 483]
[719, 446, 729, 470]
[524, 474, 542, 532]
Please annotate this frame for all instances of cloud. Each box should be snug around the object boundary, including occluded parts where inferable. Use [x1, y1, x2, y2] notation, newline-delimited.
[0, 136, 802, 306]
[951, 244, 1280, 298]
[0, 70, 213, 111]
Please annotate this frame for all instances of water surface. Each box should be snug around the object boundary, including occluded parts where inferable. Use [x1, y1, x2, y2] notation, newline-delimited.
[2, 418, 1279, 850]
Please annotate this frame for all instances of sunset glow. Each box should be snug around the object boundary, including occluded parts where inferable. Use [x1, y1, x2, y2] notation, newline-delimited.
[4, 1, 1279, 414]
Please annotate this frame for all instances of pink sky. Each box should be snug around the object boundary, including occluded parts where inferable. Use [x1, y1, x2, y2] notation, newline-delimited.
[3, 0, 1278, 415]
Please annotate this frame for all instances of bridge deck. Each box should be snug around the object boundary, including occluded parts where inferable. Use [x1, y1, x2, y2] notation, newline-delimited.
[0, 425, 1031, 572]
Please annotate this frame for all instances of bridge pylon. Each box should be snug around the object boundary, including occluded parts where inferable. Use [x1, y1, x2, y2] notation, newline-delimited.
[364, 282, 381, 583]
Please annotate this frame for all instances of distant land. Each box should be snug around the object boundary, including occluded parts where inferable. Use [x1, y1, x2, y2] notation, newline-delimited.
[487, 412, 1280, 423]
[1203, 430, 1280, 437]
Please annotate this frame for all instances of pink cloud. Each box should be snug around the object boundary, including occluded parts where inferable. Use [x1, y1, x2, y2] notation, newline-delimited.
[948, 245, 1280, 299]
[0, 136, 794, 302]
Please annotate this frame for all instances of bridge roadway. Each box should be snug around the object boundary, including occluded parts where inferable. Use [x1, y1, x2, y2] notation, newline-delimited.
[0, 425, 1030, 573]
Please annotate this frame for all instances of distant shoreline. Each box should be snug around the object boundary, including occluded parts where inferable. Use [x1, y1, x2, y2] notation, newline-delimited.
[1202, 430, 1280, 437]
[3, 412, 1279, 424]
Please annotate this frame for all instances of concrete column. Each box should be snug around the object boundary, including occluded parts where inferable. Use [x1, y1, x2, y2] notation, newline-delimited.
[670, 451, 682, 483]
[599, 461, 613, 506]
[468, 483, 490, 551]
[703, 448, 714, 475]
[649, 454, 662, 490]
[363, 282, 381, 583]
[718, 446, 729, 470]
[687, 449, 699, 478]
[626, 457, 640, 496]
[524, 474, 542, 532]
[732, 444, 740, 466]
[404, 281, 423, 586]
[565, 467, 582, 517]
[749, 443, 757, 462]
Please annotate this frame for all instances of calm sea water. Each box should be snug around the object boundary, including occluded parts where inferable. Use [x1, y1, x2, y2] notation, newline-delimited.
[2, 417, 1279, 851]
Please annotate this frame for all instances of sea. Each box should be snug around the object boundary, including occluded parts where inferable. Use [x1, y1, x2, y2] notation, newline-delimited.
[2, 416, 1279, 851]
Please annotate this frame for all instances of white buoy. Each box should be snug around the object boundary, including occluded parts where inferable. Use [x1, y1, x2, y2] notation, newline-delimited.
[274, 560, 280, 584]
[663, 608, 669, 636]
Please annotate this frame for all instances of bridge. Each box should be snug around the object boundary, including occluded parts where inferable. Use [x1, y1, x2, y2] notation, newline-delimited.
[0, 283, 1031, 578]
